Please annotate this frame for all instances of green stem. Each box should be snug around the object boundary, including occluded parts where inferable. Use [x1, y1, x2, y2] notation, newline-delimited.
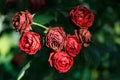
[32, 22, 48, 30]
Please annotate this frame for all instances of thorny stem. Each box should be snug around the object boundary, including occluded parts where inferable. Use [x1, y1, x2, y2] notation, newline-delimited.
[32, 22, 49, 30]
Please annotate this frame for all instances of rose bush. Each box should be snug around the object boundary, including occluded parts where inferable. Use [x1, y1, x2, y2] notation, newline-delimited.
[45, 27, 66, 51]
[19, 32, 42, 55]
[70, 5, 94, 28]
[12, 11, 33, 34]
[48, 51, 74, 73]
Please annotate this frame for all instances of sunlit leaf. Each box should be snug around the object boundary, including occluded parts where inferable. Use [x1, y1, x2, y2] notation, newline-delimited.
[91, 69, 99, 80]
[0, 15, 6, 32]
[114, 37, 120, 44]
[96, 32, 105, 43]
[0, 32, 19, 57]
[114, 22, 120, 35]
[0, 34, 12, 56]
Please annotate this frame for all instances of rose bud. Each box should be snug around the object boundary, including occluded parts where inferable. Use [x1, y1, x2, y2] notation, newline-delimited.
[64, 35, 82, 57]
[70, 5, 94, 28]
[12, 11, 33, 34]
[48, 51, 74, 73]
[19, 32, 42, 55]
[29, 0, 46, 12]
[79, 29, 92, 47]
[45, 27, 66, 51]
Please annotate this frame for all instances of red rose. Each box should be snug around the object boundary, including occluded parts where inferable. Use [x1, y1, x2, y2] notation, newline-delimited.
[70, 5, 94, 28]
[19, 32, 42, 55]
[64, 35, 82, 57]
[45, 27, 66, 51]
[29, 0, 46, 11]
[49, 51, 74, 73]
[78, 29, 92, 47]
[12, 11, 33, 34]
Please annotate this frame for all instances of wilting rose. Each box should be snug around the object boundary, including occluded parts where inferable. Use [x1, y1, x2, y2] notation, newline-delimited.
[49, 51, 74, 73]
[12, 11, 33, 34]
[70, 5, 94, 28]
[29, 0, 46, 11]
[64, 35, 82, 57]
[19, 32, 42, 55]
[78, 29, 92, 47]
[45, 27, 66, 51]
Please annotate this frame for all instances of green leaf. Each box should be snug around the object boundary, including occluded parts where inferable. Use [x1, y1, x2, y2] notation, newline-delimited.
[0, 34, 12, 56]
[101, 52, 110, 68]
[33, 13, 54, 25]
[0, 32, 19, 58]
[17, 61, 31, 80]
[114, 22, 120, 35]
[82, 67, 91, 80]
[96, 32, 105, 43]
[84, 48, 100, 68]
[114, 37, 120, 44]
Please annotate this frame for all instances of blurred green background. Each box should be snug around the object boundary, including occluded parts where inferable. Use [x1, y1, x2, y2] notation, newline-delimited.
[0, 0, 120, 80]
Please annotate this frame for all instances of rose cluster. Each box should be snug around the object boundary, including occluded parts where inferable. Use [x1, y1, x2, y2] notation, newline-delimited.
[12, 5, 94, 73]
[45, 27, 82, 73]
[12, 10, 42, 55]
[46, 5, 94, 73]
[70, 5, 94, 47]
